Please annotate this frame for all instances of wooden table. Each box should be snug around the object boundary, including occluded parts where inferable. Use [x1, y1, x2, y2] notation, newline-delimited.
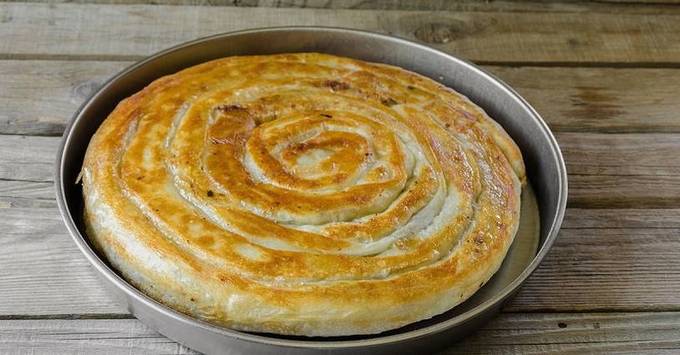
[2, 1, 680, 353]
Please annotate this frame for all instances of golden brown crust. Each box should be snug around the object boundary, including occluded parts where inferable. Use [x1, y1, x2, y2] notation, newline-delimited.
[81, 53, 524, 336]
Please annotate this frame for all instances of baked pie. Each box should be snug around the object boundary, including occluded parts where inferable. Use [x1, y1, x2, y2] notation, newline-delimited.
[82, 53, 525, 336]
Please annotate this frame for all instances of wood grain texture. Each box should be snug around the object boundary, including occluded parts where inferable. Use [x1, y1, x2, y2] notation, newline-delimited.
[561, 133, 680, 176]
[569, 175, 680, 208]
[2, 189, 680, 315]
[559, 133, 680, 208]
[505, 226, 680, 312]
[447, 311, 680, 354]
[0, 319, 195, 354]
[2, 3, 680, 63]
[563, 208, 680, 229]
[0, 180, 56, 208]
[3, 60, 680, 136]
[487, 66, 680, 133]
[0, 205, 128, 315]
[0, 135, 58, 182]
[4, 0, 680, 14]
[1, 313, 679, 354]
[0, 60, 129, 136]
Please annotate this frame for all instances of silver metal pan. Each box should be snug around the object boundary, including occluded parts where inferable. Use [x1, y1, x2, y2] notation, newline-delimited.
[55, 27, 567, 354]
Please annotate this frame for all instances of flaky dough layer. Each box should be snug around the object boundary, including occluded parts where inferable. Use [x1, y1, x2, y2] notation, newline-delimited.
[82, 53, 525, 336]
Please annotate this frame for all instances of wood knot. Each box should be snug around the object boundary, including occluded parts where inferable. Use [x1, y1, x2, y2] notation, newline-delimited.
[72, 80, 102, 101]
[415, 23, 456, 44]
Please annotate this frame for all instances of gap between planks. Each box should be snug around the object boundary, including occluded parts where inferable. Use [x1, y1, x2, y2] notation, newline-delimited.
[8, 53, 680, 69]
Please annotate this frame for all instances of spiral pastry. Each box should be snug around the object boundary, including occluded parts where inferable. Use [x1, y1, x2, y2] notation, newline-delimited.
[82, 53, 525, 336]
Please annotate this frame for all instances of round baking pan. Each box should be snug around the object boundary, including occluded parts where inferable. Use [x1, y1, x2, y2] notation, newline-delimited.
[55, 27, 567, 354]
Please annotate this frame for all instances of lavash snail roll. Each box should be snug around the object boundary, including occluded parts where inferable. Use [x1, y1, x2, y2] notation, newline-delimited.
[82, 53, 525, 336]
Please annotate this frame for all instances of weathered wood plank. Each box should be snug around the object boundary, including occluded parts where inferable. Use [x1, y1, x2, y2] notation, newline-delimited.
[3, 60, 680, 136]
[0, 180, 56, 208]
[0, 135, 58, 182]
[0, 180, 54, 201]
[2, 193, 680, 315]
[2, 3, 680, 63]
[562, 208, 680, 229]
[559, 133, 680, 176]
[0, 319, 195, 355]
[0, 60, 129, 136]
[5, 133, 680, 208]
[4, 0, 680, 14]
[0, 206, 128, 315]
[602, 0, 680, 3]
[569, 175, 680, 208]
[505, 226, 680, 312]
[1, 312, 679, 354]
[451, 311, 680, 354]
[487, 66, 680, 133]
[558, 133, 680, 208]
